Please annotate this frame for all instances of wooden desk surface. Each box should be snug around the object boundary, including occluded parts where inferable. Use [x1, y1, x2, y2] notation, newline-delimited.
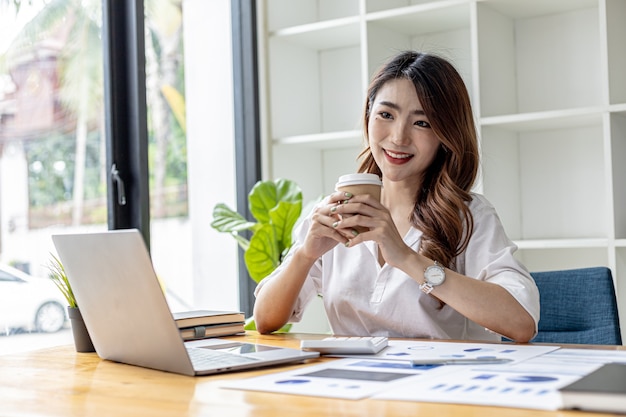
[0, 332, 622, 417]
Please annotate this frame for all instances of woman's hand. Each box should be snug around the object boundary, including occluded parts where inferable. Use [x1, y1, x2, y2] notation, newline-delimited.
[330, 194, 413, 267]
[298, 191, 360, 261]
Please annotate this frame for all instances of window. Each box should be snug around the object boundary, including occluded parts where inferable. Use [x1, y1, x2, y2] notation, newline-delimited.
[0, 0, 250, 354]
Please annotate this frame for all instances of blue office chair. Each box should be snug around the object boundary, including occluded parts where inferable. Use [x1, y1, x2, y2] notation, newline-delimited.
[530, 267, 622, 345]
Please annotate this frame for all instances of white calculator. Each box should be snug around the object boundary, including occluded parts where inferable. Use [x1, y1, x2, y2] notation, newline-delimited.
[300, 336, 388, 355]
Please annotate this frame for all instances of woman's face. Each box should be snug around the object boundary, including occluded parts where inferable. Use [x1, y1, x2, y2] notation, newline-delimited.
[367, 78, 441, 186]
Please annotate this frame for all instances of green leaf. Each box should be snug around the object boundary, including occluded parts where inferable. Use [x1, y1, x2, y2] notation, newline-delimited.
[275, 323, 293, 333]
[211, 178, 306, 334]
[244, 317, 257, 330]
[248, 181, 278, 224]
[244, 224, 279, 283]
[274, 178, 303, 204]
[231, 233, 250, 252]
[210, 203, 256, 233]
[248, 178, 302, 225]
[269, 200, 301, 252]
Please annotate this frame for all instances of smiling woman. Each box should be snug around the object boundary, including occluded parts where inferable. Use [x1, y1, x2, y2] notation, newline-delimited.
[253, 51, 539, 343]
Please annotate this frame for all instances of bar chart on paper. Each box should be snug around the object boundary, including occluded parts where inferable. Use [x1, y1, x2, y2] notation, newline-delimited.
[376, 347, 626, 410]
[375, 367, 575, 410]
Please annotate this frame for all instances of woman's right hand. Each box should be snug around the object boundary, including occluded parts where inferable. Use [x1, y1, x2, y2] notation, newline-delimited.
[299, 191, 356, 261]
[254, 192, 354, 334]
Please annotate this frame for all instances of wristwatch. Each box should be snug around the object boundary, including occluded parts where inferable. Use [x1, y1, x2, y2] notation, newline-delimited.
[420, 261, 446, 294]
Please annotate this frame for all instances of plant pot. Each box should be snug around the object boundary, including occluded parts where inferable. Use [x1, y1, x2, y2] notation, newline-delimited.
[67, 307, 95, 353]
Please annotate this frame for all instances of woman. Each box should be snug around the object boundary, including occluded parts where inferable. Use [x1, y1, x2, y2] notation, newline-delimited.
[253, 51, 539, 342]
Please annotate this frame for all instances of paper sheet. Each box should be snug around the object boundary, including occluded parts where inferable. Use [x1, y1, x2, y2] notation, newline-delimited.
[222, 341, 626, 409]
[222, 357, 447, 400]
[221, 341, 559, 402]
[374, 347, 626, 410]
[334, 340, 559, 363]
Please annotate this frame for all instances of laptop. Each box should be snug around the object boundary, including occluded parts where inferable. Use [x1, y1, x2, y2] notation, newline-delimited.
[52, 229, 319, 376]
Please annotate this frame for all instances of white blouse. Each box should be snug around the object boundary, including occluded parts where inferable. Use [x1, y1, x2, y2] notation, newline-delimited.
[255, 193, 540, 341]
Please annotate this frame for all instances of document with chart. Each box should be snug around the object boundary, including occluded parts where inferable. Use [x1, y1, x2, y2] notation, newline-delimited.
[374, 347, 626, 410]
[221, 341, 558, 401]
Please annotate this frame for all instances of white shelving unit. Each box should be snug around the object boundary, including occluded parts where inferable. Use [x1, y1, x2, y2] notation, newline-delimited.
[257, 0, 626, 338]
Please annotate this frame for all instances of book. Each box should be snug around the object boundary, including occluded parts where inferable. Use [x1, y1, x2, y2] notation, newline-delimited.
[559, 362, 626, 413]
[172, 310, 245, 328]
[179, 322, 245, 341]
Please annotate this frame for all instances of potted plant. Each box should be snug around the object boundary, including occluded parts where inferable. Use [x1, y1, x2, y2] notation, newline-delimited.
[47, 254, 95, 352]
[211, 178, 310, 331]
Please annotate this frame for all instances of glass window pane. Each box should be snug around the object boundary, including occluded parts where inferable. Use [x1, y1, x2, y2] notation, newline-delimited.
[0, 0, 105, 353]
[146, 0, 239, 315]
[0, 0, 240, 355]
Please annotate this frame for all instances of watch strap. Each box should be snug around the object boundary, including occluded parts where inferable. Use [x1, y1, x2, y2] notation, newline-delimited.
[419, 282, 435, 294]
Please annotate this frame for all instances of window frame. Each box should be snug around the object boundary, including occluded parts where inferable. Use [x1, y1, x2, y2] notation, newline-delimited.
[231, 0, 261, 315]
[102, 0, 260, 314]
[102, 0, 151, 248]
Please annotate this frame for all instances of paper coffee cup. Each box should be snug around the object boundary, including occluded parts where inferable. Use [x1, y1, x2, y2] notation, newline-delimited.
[335, 173, 382, 200]
[335, 173, 382, 233]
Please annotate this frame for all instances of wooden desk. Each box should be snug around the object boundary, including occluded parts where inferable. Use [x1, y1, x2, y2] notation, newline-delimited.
[0, 332, 621, 417]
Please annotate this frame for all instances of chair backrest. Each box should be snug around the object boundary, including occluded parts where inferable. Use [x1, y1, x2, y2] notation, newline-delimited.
[531, 267, 622, 345]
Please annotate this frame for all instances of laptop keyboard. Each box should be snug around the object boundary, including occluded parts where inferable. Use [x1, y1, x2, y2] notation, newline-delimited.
[187, 347, 261, 369]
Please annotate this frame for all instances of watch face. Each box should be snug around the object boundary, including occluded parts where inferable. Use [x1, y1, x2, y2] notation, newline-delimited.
[425, 265, 446, 286]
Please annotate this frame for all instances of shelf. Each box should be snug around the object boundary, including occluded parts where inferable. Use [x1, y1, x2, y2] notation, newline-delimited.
[261, 0, 626, 325]
[483, 0, 597, 19]
[480, 107, 605, 132]
[366, 0, 459, 14]
[270, 17, 361, 50]
[273, 130, 363, 149]
[516, 246, 609, 273]
[611, 104, 626, 113]
[515, 238, 609, 250]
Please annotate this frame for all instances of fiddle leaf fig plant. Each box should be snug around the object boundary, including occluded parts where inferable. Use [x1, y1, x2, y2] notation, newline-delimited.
[211, 178, 304, 333]
[210, 178, 303, 284]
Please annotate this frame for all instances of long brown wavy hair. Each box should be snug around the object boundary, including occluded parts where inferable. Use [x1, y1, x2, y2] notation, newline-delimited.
[358, 51, 479, 269]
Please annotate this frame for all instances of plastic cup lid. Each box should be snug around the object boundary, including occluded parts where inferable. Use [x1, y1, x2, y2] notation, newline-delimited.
[335, 173, 382, 188]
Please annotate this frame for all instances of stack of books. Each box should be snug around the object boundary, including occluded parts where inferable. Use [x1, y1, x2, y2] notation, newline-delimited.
[173, 310, 245, 341]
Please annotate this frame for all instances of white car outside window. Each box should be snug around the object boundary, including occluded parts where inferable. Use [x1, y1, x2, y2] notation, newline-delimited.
[0, 264, 67, 334]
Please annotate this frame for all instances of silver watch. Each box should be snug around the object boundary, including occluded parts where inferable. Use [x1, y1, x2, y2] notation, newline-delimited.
[420, 261, 446, 294]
